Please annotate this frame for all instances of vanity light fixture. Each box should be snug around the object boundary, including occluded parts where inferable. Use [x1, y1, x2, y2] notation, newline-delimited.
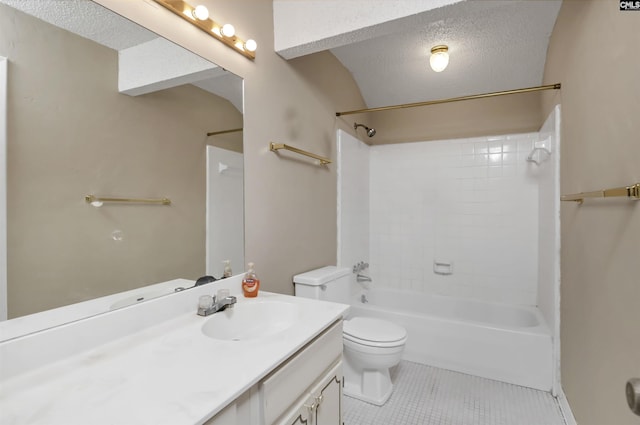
[152, 0, 256, 60]
[430, 45, 449, 72]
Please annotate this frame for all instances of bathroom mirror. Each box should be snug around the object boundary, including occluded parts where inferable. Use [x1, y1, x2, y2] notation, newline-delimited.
[0, 0, 244, 323]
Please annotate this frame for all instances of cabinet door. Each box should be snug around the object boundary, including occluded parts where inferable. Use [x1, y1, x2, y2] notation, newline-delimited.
[313, 362, 343, 425]
[277, 360, 342, 425]
[286, 406, 311, 425]
[263, 322, 343, 425]
[276, 395, 312, 425]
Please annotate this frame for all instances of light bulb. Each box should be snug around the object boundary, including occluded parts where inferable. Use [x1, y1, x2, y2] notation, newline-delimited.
[221, 23, 235, 37]
[430, 45, 449, 73]
[191, 5, 209, 21]
[244, 39, 257, 52]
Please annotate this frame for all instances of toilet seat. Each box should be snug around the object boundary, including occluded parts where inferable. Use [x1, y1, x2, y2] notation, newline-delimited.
[343, 317, 407, 348]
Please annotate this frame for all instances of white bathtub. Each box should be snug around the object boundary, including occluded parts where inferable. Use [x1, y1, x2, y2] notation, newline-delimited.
[348, 288, 553, 391]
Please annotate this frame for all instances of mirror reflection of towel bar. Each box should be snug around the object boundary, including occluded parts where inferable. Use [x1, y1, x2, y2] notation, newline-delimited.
[85, 195, 171, 207]
[207, 128, 243, 137]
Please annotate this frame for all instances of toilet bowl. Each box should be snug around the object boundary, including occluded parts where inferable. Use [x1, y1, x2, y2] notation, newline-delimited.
[292, 266, 407, 406]
[342, 317, 407, 405]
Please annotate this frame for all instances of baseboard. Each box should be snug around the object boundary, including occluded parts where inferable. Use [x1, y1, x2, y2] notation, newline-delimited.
[557, 388, 577, 425]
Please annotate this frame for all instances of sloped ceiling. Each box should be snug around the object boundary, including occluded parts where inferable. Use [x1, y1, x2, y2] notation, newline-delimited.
[274, 0, 562, 109]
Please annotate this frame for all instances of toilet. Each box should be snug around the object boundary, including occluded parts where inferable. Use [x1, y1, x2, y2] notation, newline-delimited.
[293, 266, 407, 406]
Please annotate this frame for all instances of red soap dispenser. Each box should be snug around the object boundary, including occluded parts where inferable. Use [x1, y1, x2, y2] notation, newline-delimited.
[242, 262, 260, 297]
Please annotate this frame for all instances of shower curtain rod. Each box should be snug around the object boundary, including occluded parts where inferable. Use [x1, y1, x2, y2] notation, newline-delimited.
[206, 128, 243, 136]
[335, 83, 561, 116]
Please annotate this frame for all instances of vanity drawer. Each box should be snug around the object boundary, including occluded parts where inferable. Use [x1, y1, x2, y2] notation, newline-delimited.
[262, 320, 343, 425]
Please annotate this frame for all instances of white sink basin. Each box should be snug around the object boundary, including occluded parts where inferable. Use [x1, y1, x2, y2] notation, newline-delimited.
[201, 300, 300, 341]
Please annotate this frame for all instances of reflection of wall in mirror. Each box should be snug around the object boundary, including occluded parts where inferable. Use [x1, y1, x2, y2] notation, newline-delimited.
[0, 4, 242, 318]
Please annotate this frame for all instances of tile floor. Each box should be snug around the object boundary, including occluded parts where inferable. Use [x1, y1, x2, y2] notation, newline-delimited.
[343, 361, 566, 425]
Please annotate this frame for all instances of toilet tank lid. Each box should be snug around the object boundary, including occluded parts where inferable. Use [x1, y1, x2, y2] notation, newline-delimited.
[293, 266, 351, 285]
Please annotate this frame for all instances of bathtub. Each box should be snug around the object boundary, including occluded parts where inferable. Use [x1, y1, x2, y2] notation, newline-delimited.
[348, 288, 553, 391]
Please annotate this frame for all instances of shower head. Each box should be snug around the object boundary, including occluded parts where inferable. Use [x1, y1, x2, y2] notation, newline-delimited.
[354, 123, 376, 138]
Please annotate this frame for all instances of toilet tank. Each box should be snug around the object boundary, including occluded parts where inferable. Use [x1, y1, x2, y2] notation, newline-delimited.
[293, 266, 351, 303]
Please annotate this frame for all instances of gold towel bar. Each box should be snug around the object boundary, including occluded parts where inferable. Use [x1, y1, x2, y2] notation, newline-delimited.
[561, 183, 640, 204]
[269, 142, 331, 165]
[85, 195, 171, 206]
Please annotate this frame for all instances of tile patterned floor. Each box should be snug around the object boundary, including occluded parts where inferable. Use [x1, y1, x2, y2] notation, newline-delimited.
[343, 361, 566, 425]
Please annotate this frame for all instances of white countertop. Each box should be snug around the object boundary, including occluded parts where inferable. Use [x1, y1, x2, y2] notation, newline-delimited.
[0, 285, 349, 425]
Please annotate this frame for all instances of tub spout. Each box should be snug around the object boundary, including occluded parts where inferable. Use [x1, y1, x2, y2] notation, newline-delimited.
[357, 274, 372, 283]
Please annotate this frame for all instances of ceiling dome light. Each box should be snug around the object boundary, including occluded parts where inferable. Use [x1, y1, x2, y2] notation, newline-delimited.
[221, 23, 235, 37]
[430, 45, 449, 72]
[244, 39, 257, 52]
[191, 5, 209, 21]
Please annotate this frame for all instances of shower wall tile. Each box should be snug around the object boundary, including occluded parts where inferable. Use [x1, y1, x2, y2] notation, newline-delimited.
[369, 133, 540, 306]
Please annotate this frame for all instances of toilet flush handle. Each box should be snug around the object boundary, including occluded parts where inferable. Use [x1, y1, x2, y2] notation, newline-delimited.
[627, 378, 640, 416]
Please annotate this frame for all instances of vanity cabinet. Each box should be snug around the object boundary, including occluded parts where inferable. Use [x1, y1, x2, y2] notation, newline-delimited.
[206, 320, 343, 425]
[263, 320, 343, 425]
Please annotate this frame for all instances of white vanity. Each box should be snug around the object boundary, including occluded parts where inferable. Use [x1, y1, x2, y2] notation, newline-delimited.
[0, 275, 349, 425]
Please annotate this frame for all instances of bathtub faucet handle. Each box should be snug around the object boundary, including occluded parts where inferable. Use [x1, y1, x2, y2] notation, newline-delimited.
[353, 261, 370, 274]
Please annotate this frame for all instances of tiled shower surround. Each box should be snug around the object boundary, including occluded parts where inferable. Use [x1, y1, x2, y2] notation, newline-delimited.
[340, 131, 553, 306]
[370, 133, 542, 305]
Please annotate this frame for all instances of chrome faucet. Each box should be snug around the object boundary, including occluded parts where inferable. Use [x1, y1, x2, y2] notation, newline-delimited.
[356, 274, 372, 283]
[197, 295, 237, 316]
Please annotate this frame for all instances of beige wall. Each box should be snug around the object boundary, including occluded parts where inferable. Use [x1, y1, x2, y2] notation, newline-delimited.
[542, 1, 640, 423]
[1, 4, 242, 317]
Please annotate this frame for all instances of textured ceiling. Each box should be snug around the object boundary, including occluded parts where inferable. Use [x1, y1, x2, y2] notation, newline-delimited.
[276, 0, 562, 109]
[1, 0, 157, 50]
